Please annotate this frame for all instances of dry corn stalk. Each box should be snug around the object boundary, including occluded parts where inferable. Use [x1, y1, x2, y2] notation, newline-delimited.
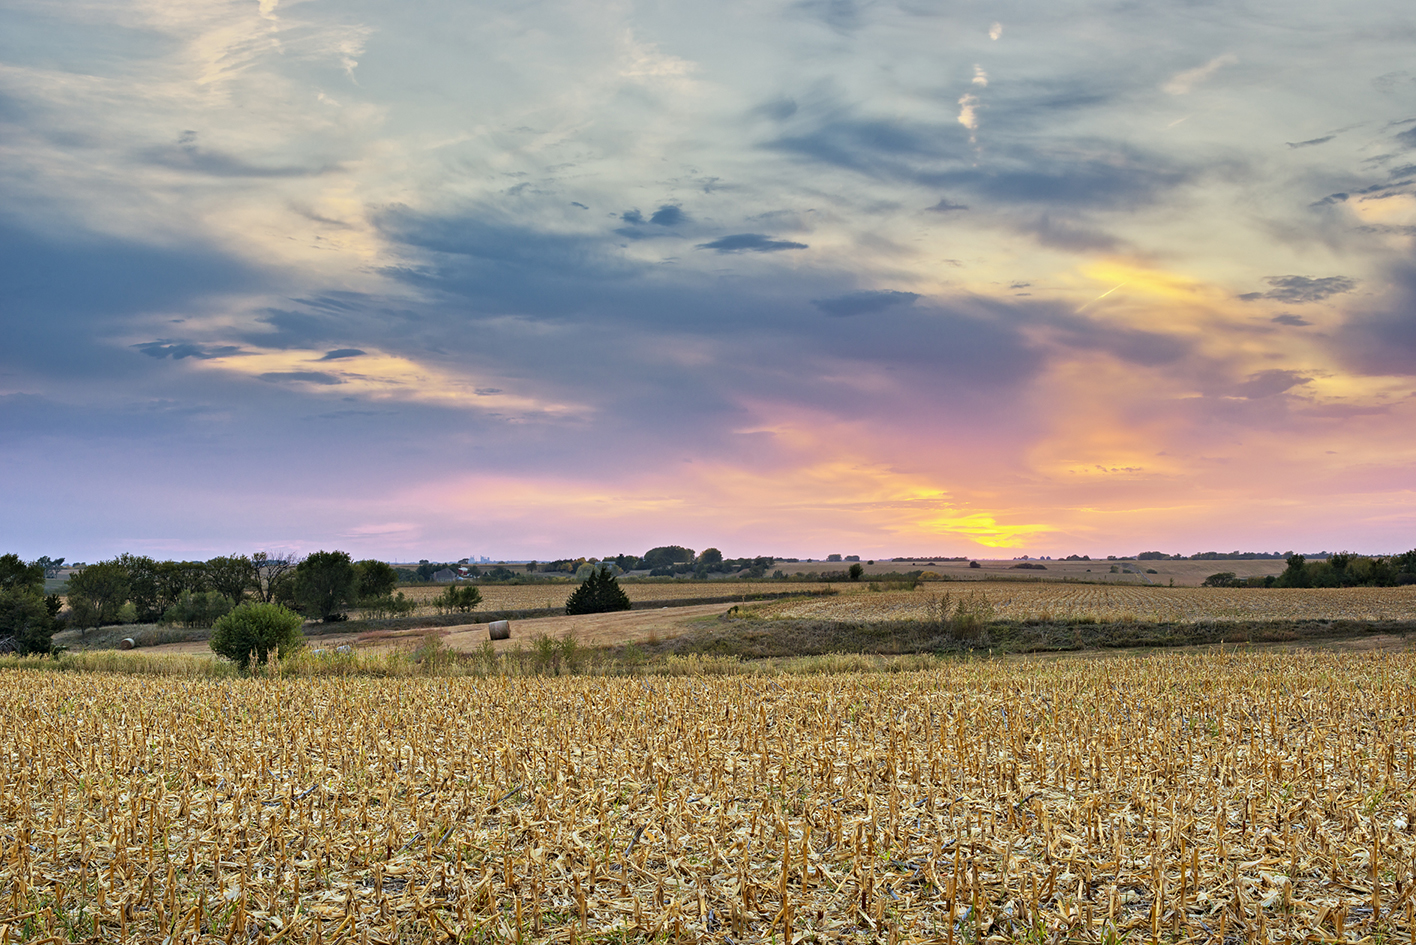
[0, 648, 1413, 942]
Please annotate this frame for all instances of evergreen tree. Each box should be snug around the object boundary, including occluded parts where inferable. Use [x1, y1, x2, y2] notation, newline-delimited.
[565, 567, 632, 615]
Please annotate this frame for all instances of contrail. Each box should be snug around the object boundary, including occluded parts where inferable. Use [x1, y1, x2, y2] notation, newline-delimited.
[1075, 282, 1127, 313]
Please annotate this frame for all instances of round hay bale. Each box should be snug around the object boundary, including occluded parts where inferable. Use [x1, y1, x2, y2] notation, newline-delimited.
[119, 637, 136, 650]
[488, 620, 511, 641]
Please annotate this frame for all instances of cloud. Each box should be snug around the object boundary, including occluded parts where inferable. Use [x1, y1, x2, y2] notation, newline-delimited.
[375, 207, 638, 293]
[696, 233, 808, 253]
[1051, 319, 1193, 367]
[318, 348, 366, 361]
[133, 341, 242, 360]
[957, 93, 980, 133]
[1162, 54, 1237, 95]
[1396, 126, 1416, 149]
[1336, 266, 1416, 376]
[1373, 71, 1415, 92]
[928, 198, 969, 212]
[812, 290, 920, 317]
[755, 98, 799, 121]
[258, 371, 344, 385]
[1271, 313, 1311, 327]
[1231, 369, 1312, 399]
[989, 22, 1002, 40]
[1286, 136, 1334, 149]
[621, 209, 644, 224]
[794, 0, 862, 31]
[650, 205, 686, 226]
[1238, 275, 1357, 303]
[141, 138, 333, 179]
[768, 115, 971, 181]
[1022, 214, 1122, 253]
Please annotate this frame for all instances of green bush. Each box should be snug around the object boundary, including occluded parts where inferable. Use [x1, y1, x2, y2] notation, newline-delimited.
[160, 590, 234, 628]
[0, 587, 54, 655]
[209, 602, 305, 670]
[432, 584, 483, 614]
[565, 567, 631, 615]
[361, 591, 418, 619]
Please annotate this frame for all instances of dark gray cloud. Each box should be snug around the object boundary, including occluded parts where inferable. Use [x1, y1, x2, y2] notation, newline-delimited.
[1238, 275, 1357, 303]
[0, 216, 257, 319]
[1272, 313, 1311, 327]
[141, 137, 333, 178]
[244, 308, 339, 349]
[1336, 266, 1416, 376]
[770, 116, 971, 182]
[377, 206, 633, 281]
[1232, 370, 1312, 399]
[259, 371, 344, 385]
[621, 209, 644, 224]
[1286, 136, 1334, 149]
[318, 348, 366, 361]
[935, 150, 1190, 209]
[1022, 214, 1122, 252]
[813, 290, 919, 317]
[928, 198, 969, 212]
[650, 205, 686, 226]
[133, 341, 242, 360]
[769, 107, 1190, 209]
[755, 98, 799, 121]
[1037, 307, 1193, 367]
[0, 214, 261, 384]
[1397, 126, 1416, 149]
[697, 233, 809, 253]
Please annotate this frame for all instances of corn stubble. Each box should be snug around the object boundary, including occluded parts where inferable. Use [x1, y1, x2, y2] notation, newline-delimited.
[2, 650, 1415, 943]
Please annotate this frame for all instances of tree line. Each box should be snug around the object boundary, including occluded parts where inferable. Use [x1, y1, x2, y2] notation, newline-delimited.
[1203, 551, 1416, 588]
[0, 551, 406, 654]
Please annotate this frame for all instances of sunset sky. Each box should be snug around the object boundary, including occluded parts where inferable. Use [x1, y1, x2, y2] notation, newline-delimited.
[2, 0, 1414, 562]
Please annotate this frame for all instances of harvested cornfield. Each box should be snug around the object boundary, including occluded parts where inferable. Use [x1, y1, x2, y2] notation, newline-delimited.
[755, 584, 1416, 624]
[395, 581, 836, 610]
[3, 650, 1416, 943]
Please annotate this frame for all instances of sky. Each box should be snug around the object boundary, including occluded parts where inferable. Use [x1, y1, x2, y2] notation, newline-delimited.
[2, 0, 1415, 563]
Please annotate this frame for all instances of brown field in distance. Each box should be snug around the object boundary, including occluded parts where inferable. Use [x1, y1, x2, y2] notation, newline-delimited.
[756, 584, 1416, 625]
[776, 556, 1291, 585]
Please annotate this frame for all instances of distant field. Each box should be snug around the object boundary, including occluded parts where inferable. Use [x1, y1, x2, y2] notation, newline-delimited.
[780, 557, 1290, 585]
[393, 581, 837, 610]
[753, 583, 1416, 623]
